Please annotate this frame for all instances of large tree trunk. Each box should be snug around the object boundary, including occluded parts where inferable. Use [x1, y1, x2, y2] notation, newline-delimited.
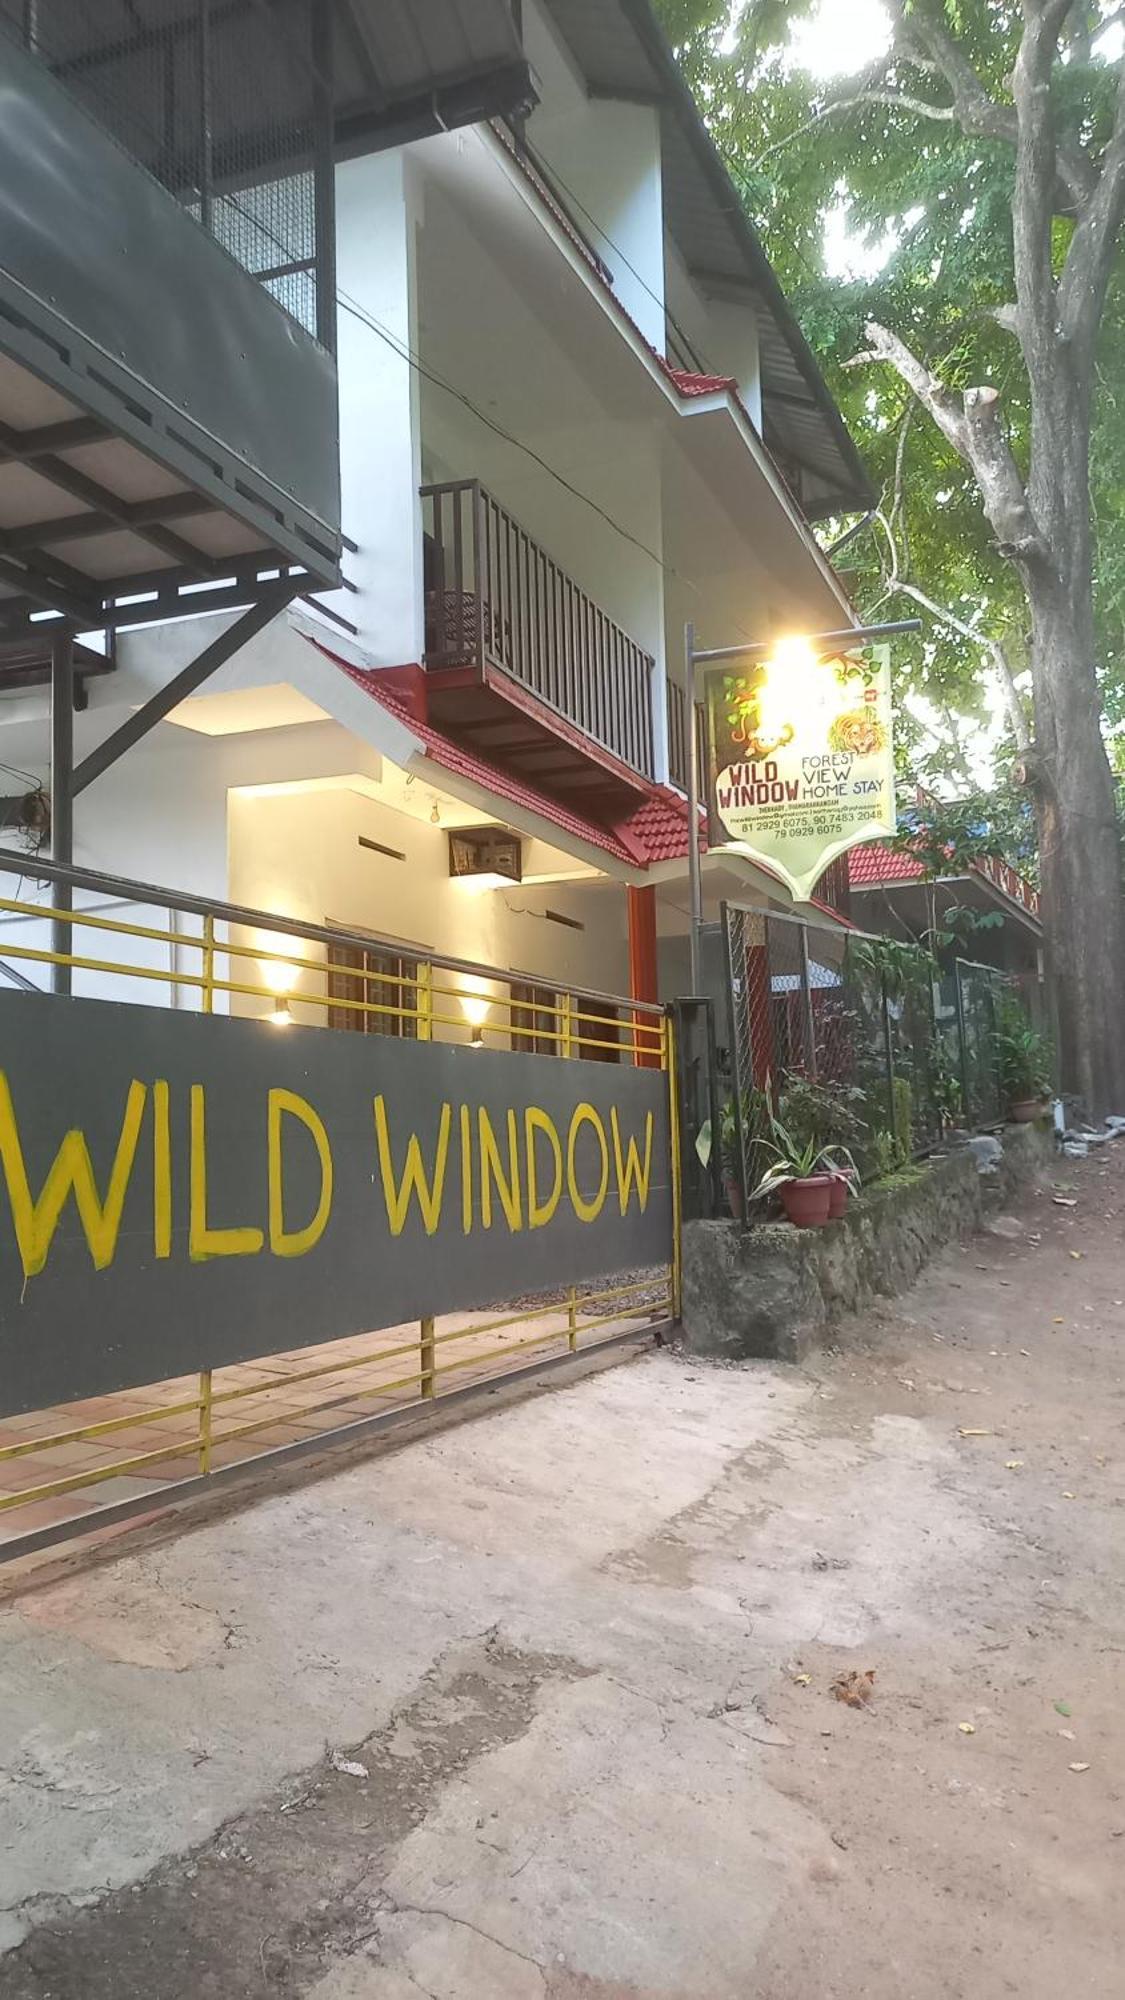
[1026, 353, 1125, 1119]
[1028, 585, 1125, 1118]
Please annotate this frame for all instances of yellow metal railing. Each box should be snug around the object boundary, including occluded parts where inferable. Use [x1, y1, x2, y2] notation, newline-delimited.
[0, 890, 667, 1063]
[0, 856, 676, 1558]
[0, 1275, 673, 1540]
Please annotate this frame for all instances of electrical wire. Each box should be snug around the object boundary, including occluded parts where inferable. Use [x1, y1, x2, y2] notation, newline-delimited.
[218, 187, 757, 634]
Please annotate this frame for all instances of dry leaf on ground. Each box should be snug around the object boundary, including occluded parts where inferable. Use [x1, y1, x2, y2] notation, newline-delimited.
[831, 1670, 876, 1708]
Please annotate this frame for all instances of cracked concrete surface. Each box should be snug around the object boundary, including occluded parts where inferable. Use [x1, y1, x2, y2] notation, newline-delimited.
[0, 1147, 1124, 1995]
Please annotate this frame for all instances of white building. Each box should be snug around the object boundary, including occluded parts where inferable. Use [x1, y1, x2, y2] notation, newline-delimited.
[0, 0, 873, 1037]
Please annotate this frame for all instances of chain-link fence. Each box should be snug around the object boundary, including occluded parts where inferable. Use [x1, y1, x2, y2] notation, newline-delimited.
[0, 0, 334, 347]
[718, 906, 1031, 1223]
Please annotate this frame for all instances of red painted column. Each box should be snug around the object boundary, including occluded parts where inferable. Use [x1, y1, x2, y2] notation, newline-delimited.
[627, 884, 661, 1068]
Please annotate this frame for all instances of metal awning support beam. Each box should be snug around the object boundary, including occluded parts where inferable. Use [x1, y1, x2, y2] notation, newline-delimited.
[0, 419, 225, 580]
[72, 580, 299, 797]
[5, 493, 217, 553]
[692, 620, 922, 668]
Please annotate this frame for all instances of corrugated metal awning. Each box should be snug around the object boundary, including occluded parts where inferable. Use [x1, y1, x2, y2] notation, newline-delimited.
[333, 0, 536, 145]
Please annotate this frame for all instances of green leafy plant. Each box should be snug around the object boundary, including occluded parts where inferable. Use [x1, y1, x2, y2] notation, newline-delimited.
[750, 1117, 829, 1203]
[863, 1129, 900, 1184]
[993, 1005, 1053, 1104]
[891, 1076, 914, 1164]
[930, 1037, 964, 1129]
[718, 1089, 771, 1172]
[777, 1072, 867, 1153]
[849, 933, 936, 1002]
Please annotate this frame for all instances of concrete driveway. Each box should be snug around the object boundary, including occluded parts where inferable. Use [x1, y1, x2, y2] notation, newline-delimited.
[1, 1146, 1123, 1997]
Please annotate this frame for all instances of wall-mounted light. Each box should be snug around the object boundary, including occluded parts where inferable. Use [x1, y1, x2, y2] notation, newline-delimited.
[460, 980, 491, 1046]
[269, 995, 293, 1028]
[448, 828, 522, 889]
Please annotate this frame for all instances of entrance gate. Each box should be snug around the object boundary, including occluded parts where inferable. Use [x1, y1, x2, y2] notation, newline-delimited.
[0, 852, 679, 1562]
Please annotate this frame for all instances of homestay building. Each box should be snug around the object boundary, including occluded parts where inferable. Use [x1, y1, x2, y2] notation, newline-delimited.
[848, 839, 1044, 1018]
[0, 0, 876, 1554]
[0, 0, 871, 1039]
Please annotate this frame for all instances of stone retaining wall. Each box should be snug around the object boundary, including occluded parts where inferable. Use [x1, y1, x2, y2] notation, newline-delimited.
[682, 1125, 1054, 1364]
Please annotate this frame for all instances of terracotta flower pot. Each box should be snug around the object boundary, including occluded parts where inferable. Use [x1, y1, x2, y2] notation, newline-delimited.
[779, 1176, 832, 1228]
[826, 1174, 851, 1220]
[1009, 1098, 1044, 1124]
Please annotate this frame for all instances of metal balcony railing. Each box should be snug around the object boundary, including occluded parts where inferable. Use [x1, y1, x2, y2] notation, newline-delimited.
[421, 480, 657, 782]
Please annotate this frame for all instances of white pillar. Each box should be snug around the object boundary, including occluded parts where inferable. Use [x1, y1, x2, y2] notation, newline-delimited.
[323, 152, 425, 664]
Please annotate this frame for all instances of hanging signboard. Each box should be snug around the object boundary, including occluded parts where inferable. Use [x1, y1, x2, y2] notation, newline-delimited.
[704, 640, 896, 901]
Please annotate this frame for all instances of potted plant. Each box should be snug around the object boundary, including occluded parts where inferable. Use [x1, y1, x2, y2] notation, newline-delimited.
[994, 1010, 1052, 1121]
[752, 1119, 834, 1228]
[821, 1147, 860, 1219]
[717, 1089, 772, 1219]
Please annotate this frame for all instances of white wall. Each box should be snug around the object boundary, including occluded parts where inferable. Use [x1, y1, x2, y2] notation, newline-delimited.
[521, 0, 666, 351]
[664, 240, 762, 427]
[706, 299, 762, 431]
[0, 711, 384, 1010]
[328, 150, 425, 663]
[228, 784, 631, 1040]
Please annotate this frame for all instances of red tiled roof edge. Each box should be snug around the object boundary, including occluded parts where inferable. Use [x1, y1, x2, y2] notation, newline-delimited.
[848, 843, 927, 888]
[317, 645, 660, 869]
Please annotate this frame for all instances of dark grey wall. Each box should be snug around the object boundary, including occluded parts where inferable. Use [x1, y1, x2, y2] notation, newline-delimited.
[1, 40, 339, 548]
[0, 991, 671, 1415]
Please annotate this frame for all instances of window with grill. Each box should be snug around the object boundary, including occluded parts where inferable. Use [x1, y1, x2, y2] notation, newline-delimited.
[510, 981, 558, 1054]
[327, 944, 417, 1037]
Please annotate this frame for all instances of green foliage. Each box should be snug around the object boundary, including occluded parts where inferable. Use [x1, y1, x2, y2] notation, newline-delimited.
[891, 789, 1040, 885]
[863, 1127, 901, 1183]
[849, 932, 936, 1000]
[930, 1033, 965, 1128]
[750, 1114, 858, 1200]
[777, 1071, 868, 1152]
[993, 999, 1053, 1102]
[651, 0, 1125, 779]
[891, 1075, 914, 1164]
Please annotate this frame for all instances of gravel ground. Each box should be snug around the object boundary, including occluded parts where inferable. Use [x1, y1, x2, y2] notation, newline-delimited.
[0, 1143, 1122, 1997]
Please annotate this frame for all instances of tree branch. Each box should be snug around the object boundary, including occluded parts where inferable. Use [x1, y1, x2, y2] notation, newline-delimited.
[883, 0, 1095, 209]
[989, 302, 1022, 336]
[1011, 0, 1071, 360]
[1058, 56, 1125, 350]
[749, 87, 955, 172]
[845, 320, 1050, 568]
[871, 510, 1032, 752]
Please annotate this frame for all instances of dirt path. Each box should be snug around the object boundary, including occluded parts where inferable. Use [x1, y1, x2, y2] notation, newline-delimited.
[0, 1144, 1122, 1997]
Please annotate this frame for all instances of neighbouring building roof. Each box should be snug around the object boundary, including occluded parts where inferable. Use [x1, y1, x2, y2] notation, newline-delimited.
[539, 0, 876, 520]
[848, 844, 928, 889]
[849, 841, 1042, 925]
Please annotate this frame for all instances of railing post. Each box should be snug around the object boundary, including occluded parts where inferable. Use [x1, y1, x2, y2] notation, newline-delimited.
[666, 1012, 683, 1320]
[471, 481, 487, 669]
[416, 960, 432, 1041]
[420, 1317, 436, 1399]
[881, 973, 897, 1148]
[567, 1286, 578, 1354]
[50, 627, 75, 997]
[198, 1369, 213, 1474]
[201, 914, 216, 1014]
[954, 958, 972, 1125]
[798, 920, 818, 1079]
[561, 992, 575, 1059]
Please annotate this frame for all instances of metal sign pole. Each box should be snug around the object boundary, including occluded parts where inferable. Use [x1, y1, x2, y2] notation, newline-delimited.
[685, 621, 704, 994]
